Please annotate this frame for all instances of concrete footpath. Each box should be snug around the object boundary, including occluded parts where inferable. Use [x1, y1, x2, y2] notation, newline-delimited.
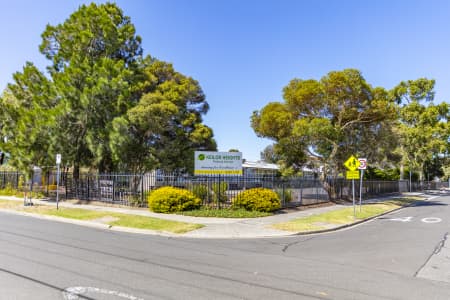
[0, 193, 434, 238]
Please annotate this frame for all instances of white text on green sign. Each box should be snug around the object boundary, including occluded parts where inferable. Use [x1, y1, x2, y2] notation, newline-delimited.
[194, 151, 243, 175]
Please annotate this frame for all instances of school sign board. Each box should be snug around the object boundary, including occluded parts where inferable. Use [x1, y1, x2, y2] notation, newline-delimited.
[194, 151, 243, 175]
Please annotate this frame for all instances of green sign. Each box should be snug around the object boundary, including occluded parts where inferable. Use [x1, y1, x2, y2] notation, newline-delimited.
[194, 151, 243, 175]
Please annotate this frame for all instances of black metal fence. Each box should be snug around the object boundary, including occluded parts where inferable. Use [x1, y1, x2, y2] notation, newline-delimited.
[0, 171, 444, 209]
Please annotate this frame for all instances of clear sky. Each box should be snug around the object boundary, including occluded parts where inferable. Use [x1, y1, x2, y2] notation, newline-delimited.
[2, 0, 450, 161]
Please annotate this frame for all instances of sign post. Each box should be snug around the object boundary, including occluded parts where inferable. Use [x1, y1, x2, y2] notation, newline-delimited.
[56, 154, 61, 210]
[194, 151, 243, 209]
[358, 158, 367, 212]
[344, 155, 359, 218]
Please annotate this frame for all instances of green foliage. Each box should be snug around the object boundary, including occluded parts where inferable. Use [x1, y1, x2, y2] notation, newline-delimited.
[392, 79, 449, 180]
[148, 186, 201, 213]
[364, 167, 400, 180]
[179, 207, 271, 218]
[190, 182, 228, 204]
[260, 144, 280, 164]
[18, 175, 25, 190]
[212, 182, 228, 203]
[1, 2, 216, 176]
[251, 69, 397, 186]
[110, 59, 217, 173]
[232, 188, 281, 212]
[38, 2, 144, 174]
[191, 184, 209, 202]
[0, 183, 44, 198]
[0, 65, 57, 177]
[275, 188, 293, 203]
[128, 195, 147, 207]
[0, 183, 16, 196]
[0, 164, 15, 172]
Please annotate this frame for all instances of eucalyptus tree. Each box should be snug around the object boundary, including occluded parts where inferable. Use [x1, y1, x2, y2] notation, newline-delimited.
[391, 79, 449, 180]
[252, 69, 397, 196]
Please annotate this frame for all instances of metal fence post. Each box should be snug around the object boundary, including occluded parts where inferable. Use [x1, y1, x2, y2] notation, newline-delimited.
[112, 175, 115, 203]
[141, 174, 144, 205]
[86, 175, 91, 201]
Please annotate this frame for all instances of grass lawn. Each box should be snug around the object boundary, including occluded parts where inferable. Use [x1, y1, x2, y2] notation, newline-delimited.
[0, 199, 23, 209]
[272, 197, 422, 232]
[178, 207, 272, 218]
[0, 200, 202, 234]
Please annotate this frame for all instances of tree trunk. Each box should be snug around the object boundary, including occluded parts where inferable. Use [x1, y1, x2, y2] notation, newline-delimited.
[400, 164, 404, 180]
[320, 170, 338, 202]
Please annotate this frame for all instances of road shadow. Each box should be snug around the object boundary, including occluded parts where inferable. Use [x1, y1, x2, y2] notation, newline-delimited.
[407, 200, 448, 207]
[422, 189, 450, 195]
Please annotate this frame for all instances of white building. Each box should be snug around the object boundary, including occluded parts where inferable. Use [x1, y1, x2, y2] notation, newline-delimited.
[242, 161, 279, 176]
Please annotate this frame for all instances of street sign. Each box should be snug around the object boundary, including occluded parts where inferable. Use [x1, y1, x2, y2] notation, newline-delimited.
[344, 155, 359, 171]
[346, 170, 360, 180]
[56, 154, 62, 165]
[358, 158, 367, 170]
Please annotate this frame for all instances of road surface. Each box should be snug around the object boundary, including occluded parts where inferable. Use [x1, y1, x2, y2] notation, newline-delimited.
[0, 194, 449, 299]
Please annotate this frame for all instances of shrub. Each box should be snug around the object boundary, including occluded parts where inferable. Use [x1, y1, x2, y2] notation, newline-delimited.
[148, 186, 201, 213]
[232, 188, 281, 212]
[212, 182, 228, 203]
[191, 184, 209, 202]
[275, 188, 293, 203]
[0, 183, 16, 196]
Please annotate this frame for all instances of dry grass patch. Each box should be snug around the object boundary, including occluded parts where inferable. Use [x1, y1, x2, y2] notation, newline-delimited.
[0, 200, 202, 234]
[272, 198, 420, 232]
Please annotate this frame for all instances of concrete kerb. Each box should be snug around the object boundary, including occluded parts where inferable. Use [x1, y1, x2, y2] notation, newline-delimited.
[289, 192, 439, 237]
[0, 192, 437, 238]
[0, 204, 179, 237]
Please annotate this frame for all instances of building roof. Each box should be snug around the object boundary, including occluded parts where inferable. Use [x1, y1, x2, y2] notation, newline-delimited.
[242, 160, 279, 170]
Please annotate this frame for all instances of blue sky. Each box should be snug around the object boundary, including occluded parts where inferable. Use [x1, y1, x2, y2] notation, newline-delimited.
[2, 0, 450, 161]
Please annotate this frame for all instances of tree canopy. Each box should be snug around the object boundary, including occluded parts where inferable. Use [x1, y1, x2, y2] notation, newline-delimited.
[391, 79, 449, 180]
[0, 2, 216, 176]
[252, 69, 397, 178]
[252, 69, 450, 188]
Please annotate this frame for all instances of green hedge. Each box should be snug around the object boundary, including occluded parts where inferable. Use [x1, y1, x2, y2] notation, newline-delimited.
[148, 186, 201, 213]
[232, 188, 281, 212]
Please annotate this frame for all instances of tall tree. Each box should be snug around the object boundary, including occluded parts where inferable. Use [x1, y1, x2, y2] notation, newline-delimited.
[0, 63, 57, 178]
[391, 79, 449, 180]
[252, 69, 397, 196]
[39, 2, 143, 176]
[110, 59, 216, 173]
[1, 2, 216, 177]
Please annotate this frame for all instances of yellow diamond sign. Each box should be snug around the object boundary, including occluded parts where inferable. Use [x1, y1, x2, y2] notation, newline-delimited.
[344, 155, 359, 171]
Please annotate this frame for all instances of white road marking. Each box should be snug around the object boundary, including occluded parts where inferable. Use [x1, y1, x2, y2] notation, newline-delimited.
[421, 217, 442, 224]
[62, 286, 144, 300]
[388, 217, 413, 222]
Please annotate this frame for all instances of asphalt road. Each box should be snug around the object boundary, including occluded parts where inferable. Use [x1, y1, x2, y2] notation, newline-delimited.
[0, 194, 449, 299]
